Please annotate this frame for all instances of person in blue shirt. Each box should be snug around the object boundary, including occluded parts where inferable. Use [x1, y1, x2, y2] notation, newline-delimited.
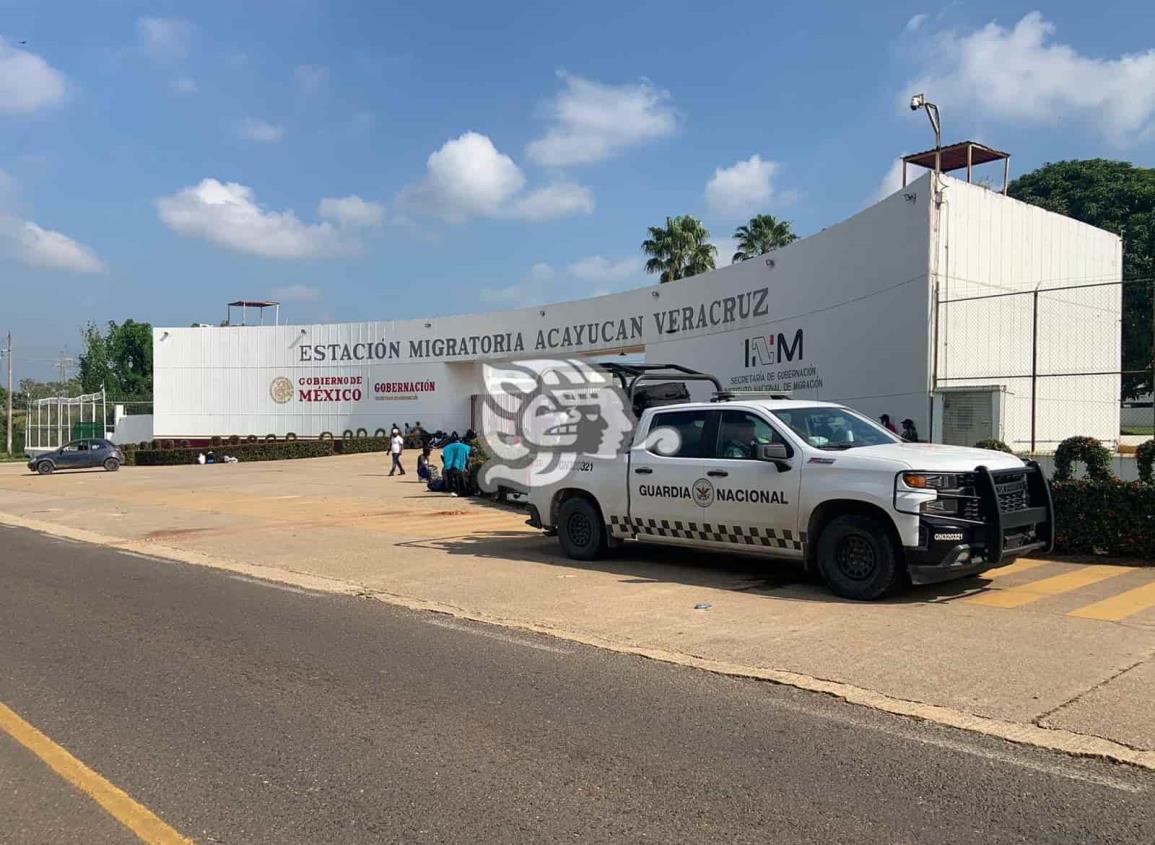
[441, 436, 472, 496]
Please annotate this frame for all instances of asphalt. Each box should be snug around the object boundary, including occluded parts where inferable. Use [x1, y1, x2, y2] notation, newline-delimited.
[1, 524, 1153, 845]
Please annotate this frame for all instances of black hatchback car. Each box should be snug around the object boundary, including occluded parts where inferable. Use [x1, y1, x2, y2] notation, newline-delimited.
[28, 439, 125, 475]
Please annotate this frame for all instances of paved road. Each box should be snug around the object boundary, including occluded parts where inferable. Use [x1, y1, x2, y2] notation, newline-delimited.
[1, 525, 1152, 844]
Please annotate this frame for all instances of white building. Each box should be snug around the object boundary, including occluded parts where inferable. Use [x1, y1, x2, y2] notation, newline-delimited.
[151, 169, 1122, 452]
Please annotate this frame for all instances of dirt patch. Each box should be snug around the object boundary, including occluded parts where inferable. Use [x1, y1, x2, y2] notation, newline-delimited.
[140, 527, 212, 542]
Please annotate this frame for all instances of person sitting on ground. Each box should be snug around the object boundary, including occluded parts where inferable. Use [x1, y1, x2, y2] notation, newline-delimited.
[416, 445, 435, 481]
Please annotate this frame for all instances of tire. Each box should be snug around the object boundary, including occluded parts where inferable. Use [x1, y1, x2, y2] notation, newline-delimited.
[36, 461, 54, 475]
[816, 514, 904, 600]
[103, 458, 120, 472]
[557, 496, 608, 561]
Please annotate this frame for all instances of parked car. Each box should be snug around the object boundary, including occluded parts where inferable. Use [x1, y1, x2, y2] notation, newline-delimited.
[28, 439, 125, 475]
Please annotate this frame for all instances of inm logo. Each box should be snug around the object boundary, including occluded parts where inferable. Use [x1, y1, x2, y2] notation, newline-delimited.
[743, 328, 804, 368]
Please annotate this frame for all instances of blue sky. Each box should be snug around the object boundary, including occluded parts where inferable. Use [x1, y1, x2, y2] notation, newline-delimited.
[2, 0, 1154, 380]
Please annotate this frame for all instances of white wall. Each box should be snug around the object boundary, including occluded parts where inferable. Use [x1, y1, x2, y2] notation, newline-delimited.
[933, 176, 1122, 450]
[111, 413, 154, 445]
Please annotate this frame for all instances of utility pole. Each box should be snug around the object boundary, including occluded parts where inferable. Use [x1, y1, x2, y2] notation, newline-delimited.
[4, 332, 11, 456]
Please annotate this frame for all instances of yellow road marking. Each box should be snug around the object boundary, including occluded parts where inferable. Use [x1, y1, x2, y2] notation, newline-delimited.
[980, 558, 1048, 580]
[0, 700, 195, 845]
[966, 565, 1133, 609]
[1068, 579, 1155, 622]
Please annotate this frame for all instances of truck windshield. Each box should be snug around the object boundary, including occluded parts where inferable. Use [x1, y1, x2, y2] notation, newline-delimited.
[772, 407, 901, 450]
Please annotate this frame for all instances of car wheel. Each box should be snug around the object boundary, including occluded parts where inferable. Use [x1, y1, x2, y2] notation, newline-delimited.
[557, 496, 608, 561]
[816, 514, 904, 600]
[36, 461, 54, 475]
[103, 458, 120, 472]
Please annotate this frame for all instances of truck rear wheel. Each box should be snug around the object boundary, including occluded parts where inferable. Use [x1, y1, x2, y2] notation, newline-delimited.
[557, 497, 607, 561]
[816, 514, 904, 600]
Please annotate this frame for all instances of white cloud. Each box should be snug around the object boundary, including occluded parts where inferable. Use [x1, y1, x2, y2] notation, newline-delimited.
[905, 13, 929, 33]
[705, 154, 781, 217]
[170, 76, 198, 95]
[510, 182, 594, 221]
[481, 255, 640, 305]
[294, 64, 329, 96]
[567, 255, 637, 282]
[319, 195, 385, 228]
[907, 12, 1155, 143]
[400, 131, 524, 221]
[0, 217, 105, 273]
[710, 237, 739, 268]
[136, 17, 194, 63]
[398, 131, 593, 223]
[526, 71, 677, 166]
[0, 37, 67, 114]
[156, 178, 357, 260]
[238, 118, 285, 143]
[270, 284, 320, 302]
[876, 158, 906, 201]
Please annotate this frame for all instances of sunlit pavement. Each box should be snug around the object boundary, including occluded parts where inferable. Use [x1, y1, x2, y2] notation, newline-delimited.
[0, 455, 1152, 760]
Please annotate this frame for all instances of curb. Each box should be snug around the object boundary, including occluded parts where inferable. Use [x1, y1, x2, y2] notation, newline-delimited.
[2, 510, 1152, 772]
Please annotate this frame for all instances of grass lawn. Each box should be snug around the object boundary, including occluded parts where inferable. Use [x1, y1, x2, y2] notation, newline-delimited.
[1122, 426, 1154, 436]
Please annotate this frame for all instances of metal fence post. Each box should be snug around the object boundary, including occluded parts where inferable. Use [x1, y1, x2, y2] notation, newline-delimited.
[1030, 289, 1039, 454]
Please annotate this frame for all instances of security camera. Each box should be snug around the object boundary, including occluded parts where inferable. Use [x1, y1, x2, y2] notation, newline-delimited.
[910, 93, 924, 111]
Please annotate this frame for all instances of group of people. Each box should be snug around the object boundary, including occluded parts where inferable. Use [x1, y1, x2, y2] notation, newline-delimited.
[386, 423, 474, 497]
[879, 414, 919, 442]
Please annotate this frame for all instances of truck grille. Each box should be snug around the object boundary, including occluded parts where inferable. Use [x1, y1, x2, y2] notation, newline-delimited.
[994, 471, 1029, 513]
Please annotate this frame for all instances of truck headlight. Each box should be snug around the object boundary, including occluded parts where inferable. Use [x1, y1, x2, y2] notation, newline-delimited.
[902, 472, 964, 490]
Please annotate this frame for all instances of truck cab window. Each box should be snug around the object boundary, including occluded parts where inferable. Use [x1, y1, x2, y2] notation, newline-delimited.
[717, 410, 791, 460]
[646, 410, 714, 458]
[773, 407, 898, 450]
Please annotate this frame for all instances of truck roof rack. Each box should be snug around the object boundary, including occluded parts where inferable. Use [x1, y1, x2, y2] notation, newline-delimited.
[712, 389, 793, 402]
[596, 363, 724, 417]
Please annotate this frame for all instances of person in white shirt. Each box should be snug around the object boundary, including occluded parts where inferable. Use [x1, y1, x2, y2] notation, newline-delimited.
[389, 431, 406, 476]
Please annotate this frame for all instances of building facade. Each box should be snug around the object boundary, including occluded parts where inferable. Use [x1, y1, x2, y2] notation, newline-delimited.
[152, 173, 1122, 450]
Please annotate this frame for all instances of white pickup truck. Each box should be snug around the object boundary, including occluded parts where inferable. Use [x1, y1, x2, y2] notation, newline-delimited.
[523, 365, 1053, 600]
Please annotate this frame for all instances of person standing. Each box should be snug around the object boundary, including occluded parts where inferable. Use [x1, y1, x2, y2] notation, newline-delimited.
[441, 436, 471, 496]
[880, 414, 898, 433]
[900, 418, 919, 442]
[389, 429, 406, 476]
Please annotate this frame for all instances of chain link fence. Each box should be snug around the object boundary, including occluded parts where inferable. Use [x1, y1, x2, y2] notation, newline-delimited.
[934, 280, 1153, 454]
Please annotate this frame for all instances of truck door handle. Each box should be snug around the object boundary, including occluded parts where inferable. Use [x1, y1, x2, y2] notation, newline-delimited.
[634, 467, 653, 475]
[707, 470, 728, 478]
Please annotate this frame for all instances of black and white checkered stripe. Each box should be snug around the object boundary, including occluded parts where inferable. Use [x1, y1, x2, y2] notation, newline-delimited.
[608, 515, 805, 551]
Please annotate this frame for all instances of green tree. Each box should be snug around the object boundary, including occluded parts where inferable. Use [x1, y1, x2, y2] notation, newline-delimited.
[78, 323, 110, 394]
[731, 214, 797, 263]
[1008, 160, 1155, 398]
[78, 319, 153, 399]
[642, 215, 717, 283]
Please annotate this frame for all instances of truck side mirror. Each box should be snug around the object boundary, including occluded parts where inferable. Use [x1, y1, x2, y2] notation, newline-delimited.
[756, 442, 792, 471]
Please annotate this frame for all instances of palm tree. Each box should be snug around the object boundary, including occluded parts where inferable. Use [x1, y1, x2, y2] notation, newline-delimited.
[642, 215, 717, 283]
[731, 214, 797, 263]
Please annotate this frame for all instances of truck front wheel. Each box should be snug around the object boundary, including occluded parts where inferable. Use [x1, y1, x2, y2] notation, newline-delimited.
[557, 497, 608, 561]
[816, 514, 904, 600]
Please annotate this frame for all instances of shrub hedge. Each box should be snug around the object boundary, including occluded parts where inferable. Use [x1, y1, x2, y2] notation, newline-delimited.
[1053, 436, 1113, 481]
[1051, 480, 1155, 558]
[127, 440, 333, 466]
[1137, 440, 1154, 485]
[973, 438, 1013, 453]
[339, 437, 390, 455]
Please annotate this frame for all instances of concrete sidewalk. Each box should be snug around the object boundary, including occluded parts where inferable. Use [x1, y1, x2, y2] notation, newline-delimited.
[1, 456, 1152, 767]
